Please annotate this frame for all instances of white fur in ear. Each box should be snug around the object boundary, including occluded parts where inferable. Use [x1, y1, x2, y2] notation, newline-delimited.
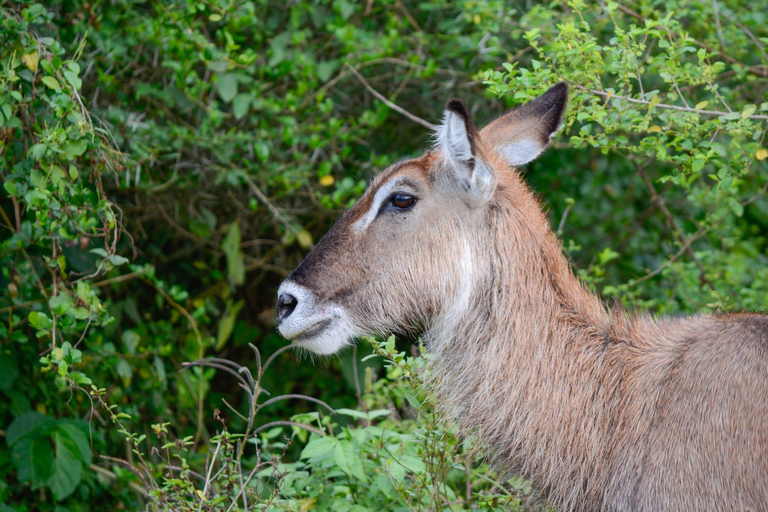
[435, 110, 473, 170]
[498, 138, 548, 166]
[480, 82, 568, 168]
[434, 98, 496, 207]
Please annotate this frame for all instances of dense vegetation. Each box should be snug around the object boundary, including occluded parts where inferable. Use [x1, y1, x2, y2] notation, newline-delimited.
[1, 0, 766, 510]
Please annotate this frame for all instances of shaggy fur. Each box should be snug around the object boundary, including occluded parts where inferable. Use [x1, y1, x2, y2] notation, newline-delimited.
[278, 83, 768, 511]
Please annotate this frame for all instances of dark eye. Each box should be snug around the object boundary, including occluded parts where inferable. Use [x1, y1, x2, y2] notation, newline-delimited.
[389, 193, 416, 210]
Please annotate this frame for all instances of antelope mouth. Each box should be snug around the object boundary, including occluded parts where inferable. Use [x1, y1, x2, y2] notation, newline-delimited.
[291, 318, 333, 342]
[282, 313, 354, 355]
[276, 281, 355, 355]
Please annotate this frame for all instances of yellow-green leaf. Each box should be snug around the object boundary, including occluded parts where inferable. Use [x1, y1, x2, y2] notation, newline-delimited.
[757, 149, 768, 161]
[22, 51, 38, 71]
[319, 175, 334, 187]
[694, 101, 708, 111]
[741, 105, 756, 119]
[648, 125, 662, 133]
[296, 230, 313, 249]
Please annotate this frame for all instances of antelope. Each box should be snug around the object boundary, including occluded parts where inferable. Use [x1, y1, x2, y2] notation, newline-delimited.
[276, 83, 768, 511]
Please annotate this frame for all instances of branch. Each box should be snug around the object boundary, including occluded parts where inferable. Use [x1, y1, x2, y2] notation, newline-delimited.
[635, 164, 715, 290]
[631, 226, 709, 285]
[577, 85, 768, 120]
[241, 174, 309, 246]
[346, 64, 439, 130]
[252, 421, 325, 437]
[89, 463, 148, 497]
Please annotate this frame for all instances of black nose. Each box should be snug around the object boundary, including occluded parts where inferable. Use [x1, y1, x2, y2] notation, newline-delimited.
[276, 293, 298, 324]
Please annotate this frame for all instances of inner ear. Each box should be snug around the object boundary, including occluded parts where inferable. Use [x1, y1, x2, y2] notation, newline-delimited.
[479, 82, 568, 167]
[445, 99, 478, 159]
[436, 99, 477, 169]
[434, 99, 496, 207]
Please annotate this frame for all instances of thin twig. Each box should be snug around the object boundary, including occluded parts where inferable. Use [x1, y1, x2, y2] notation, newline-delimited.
[241, 174, 309, 246]
[635, 164, 715, 290]
[711, 0, 726, 50]
[257, 394, 335, 414]
[201, 437, 223, 502]
[252, 421, 325, 437]
[346, 64, 439, 130]
[89, 463, 148, 496]
[91, 266, 152, 288]
[557, 201, 574, 235]
[631, 226, 709, 285]
[579, 85, 768, 120]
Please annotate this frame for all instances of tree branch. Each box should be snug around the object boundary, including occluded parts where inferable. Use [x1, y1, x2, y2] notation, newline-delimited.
[346, 64, 439, 130]
[577, 85, 768, 120]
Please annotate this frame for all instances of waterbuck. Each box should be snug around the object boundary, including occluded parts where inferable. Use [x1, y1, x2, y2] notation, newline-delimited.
[276, 83, 768, 511]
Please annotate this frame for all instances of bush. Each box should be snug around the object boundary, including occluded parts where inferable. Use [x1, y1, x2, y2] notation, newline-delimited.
[0, 1, 766, 510]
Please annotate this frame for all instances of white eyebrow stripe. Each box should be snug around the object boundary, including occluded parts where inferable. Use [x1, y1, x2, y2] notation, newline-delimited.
[351, 178, 401, 234]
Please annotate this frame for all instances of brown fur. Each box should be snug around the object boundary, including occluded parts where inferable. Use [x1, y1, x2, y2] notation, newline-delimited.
[279, 85, 768, 511]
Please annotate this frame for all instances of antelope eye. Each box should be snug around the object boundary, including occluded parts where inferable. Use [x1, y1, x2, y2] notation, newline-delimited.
[389, 193, 416, 210]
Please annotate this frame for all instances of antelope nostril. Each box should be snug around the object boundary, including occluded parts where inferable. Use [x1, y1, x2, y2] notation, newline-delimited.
[276, 293, 298, 324]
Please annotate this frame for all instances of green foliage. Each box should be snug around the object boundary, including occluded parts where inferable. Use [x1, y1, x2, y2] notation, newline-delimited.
[5, 411, 91, 501]
[1, 0, 766, 510]
[482, 0, 768, 313]
[87, 340, 528, 511]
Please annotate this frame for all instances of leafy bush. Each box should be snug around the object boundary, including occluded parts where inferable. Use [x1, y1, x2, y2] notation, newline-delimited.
[84, 339, 529, 511]
[0, 0, 766, 510]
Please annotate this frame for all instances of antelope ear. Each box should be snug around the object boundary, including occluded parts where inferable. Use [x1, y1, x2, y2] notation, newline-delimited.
[435, 99, 496, 207]
[480, 82, 568, 167]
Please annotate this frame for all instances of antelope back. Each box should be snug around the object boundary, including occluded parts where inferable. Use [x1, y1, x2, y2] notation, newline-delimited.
[276, 84, 568, 354]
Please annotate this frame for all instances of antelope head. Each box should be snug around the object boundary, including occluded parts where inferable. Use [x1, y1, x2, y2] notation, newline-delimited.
[277, 83, 568, 355]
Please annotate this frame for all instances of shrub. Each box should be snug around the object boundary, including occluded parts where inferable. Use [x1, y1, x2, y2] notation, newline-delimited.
[1, 1, 766, 510]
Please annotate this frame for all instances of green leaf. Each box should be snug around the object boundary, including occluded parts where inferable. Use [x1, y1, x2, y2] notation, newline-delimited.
[691, 158, 707, 172]
[121, 329, 140, 355]
[300, 435, 337, 460]
[7, 412, 48, 445]
[40, 76, 61, 90]
[12, 435, 54, 486]
[48, 429, 84, 500]
[28, 143, 47, 161]
[232, 93, 251, 120]
[216, 299, 245, 350]
[116, 359, 132, 385]
[0, 351, 19, 391]
[222, 222, 245, 285]
[334, 438, 367, 482]
[76, 281, 91, 302]
[317, 60, 339, 82]
[29, 311, 52, 330]
[49, 293, 73, 316]
[335, 408, 369, 419]
[3, 181, 17, 196]
[57, 424, 90, 463]
[217, 73, 238, 103]
[108, 255, 129, 266]
[335, 0, 355, 20]
[60, 139, 88, 160]
[63, 69, 82, 90]
[728, 197, 744, 217]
